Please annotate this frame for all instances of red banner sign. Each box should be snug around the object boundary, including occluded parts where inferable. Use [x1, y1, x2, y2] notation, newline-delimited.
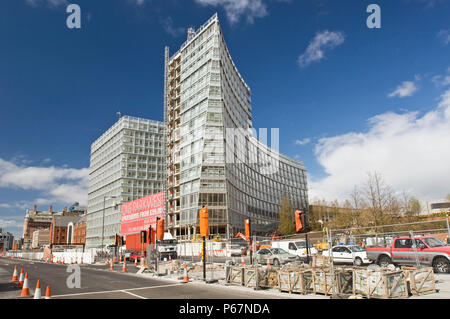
[120, 192, 164, 236]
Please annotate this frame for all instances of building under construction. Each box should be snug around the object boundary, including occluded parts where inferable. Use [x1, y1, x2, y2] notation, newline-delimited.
[164, 14, 308, 240]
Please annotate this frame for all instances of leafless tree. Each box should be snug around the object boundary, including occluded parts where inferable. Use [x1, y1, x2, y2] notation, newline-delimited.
[362, 171, 400, 227]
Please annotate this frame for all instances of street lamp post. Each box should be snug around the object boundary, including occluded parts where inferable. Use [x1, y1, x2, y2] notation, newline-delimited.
[101, 196, 118, 254]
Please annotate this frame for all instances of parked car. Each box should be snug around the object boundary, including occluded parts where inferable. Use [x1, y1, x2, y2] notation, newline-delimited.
[129, 251, 144, 262]
[255, 248, 299, 266]
[271, 239, 318, 262]
[227, 244, 247, 257]
[322, 245, 371, 266]
[366, 236, 450, 273]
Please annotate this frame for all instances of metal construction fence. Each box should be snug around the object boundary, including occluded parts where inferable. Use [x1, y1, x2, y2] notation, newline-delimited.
[269, 218, 450, 249]
[141, 218, 450, 280]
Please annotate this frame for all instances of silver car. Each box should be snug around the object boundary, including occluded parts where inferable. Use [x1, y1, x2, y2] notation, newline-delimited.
[255, 248, 299, 266]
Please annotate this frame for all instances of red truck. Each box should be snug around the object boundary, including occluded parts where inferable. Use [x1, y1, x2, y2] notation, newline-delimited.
[366, 236, 450, 273]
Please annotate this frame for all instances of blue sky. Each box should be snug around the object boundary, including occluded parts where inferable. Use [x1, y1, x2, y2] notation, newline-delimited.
[1, 0, 450, 236]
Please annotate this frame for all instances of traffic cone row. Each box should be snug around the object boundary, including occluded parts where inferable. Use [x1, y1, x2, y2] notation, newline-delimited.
[11, 266, 52, 299]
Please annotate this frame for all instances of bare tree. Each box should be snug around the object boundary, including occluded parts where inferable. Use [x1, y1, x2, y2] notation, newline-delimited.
[400, 190, 411, 215]
[362, 171, 400, 227]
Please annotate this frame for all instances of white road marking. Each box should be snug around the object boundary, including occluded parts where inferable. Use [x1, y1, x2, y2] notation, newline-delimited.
[51, 283, 184, 298]
[120, 290, 147, 299]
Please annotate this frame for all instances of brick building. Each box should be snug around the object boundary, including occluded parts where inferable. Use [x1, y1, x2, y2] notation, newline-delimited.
[49, 215, 85, 248]
[23, 204, 84, 250]
[31, 229, 50, 249]
[23, 205, 59, 250]
[73, 213, 87, 246]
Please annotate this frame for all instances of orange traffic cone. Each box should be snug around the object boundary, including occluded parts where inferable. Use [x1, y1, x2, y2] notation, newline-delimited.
[34, 280, 42, 299]
[182, 264, 189, 283]
[241, 255, 245, 266]
[134, 259, 137, 267]
[266, 257, 271, 268]
[45, 286, 51, 299]
[11, 265, 18, 282]
[18, 268, 24, 287]
[20, 273, 30, 297]
[114, 257, 117, 263]
[110, 261, 114, 271]
[80, 257, 83, 265]
[70, 258, 73, 265]
[122, 261, 127, 273]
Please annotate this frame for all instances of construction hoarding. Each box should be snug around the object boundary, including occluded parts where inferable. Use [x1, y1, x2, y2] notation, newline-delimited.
[120, 192, 164, 251]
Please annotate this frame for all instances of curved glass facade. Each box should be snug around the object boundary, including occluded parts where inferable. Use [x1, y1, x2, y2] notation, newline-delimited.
[165, 14, 308, 239]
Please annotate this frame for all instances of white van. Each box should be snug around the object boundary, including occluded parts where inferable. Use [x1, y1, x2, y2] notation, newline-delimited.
[271, 240, 317, 261]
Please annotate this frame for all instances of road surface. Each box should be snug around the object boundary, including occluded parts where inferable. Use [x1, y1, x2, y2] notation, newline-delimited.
[0, 257, 302, 299]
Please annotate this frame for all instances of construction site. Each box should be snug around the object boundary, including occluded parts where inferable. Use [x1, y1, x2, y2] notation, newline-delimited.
[2, 208, 449, 299]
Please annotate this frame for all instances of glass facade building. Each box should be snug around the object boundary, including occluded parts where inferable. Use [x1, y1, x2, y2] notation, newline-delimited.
[86, 116, 165, 248]
[165, 14, 308, 239]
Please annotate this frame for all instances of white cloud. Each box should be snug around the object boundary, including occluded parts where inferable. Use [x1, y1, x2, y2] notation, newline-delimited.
[297, 30, 345, 68]
[309, 88, 450, 203]
[295, 138, 311, 146]
[0, 158, 88, 206]
[0, 218, 23, 229]
[388, 81, 418, 98]
[161, 17, 186, 37]
[432, 68, 450, 87]
[432, 75, 450, 87]
[0, 204, 12, 209]
[438, 29, 450, 45]
[194, 0, 268, 24]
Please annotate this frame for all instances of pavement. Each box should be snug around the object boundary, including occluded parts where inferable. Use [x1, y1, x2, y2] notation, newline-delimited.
[1, 256, 449, 299]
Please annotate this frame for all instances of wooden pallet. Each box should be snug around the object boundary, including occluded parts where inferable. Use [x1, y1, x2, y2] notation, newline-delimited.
[401, 266, 436, 296]
[353, 268, 408, 299]
[334, 267, 354, 294]
[312, 268, 334, 296]
[244, 266, 279, 288]
[244, 267, 257, 288]
[226, 266, 244, 286]
[278, 269, 314, 294]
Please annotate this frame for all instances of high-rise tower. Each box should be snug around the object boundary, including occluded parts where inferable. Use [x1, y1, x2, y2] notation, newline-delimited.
[165, 14, 308, 239]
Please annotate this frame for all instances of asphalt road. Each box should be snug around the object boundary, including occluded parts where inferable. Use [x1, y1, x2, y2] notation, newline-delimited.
[0, 257, 293, 299]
